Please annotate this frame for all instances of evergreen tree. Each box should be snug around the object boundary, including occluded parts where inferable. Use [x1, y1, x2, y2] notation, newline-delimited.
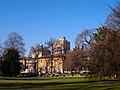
[1, 48, 21, 77]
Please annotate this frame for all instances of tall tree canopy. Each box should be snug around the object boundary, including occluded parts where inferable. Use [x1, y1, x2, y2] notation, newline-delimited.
[89, 27, 120, 78]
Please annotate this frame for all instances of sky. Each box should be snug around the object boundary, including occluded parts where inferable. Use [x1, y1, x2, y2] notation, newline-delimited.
[0, 0, 119, 56]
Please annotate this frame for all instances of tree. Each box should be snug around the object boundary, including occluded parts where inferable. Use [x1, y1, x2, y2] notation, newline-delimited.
[29, 46, 35, 57]
[89, 27, 120, 79]
[0, 43, 2, 56]
[45, 38, 56, 55]
[75, 29, 94, 50]
[45, 38, 56, 74]
[86, 2, 120, 79]
[0, 43, 2, 75]
[105, 2, 120, 30]
[93, 27, 107, 43]
[1, 48, 21, 77]
[4, 32, 25, 56]
[29, 44, 41, 74]
[64, 51, 73, 72]
[64, 46, 89, 74]
[74, 30, 93, 73]
[29, 44, 40, 57]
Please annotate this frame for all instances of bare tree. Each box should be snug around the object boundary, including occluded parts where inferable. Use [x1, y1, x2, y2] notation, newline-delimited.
[0, 43, 2, 56]
[3, 32, 25, 56]
[74, 29, 94, 75]
[45, 38, 56, 55]
[89, 27, 120, 79]
[64, 51, 73, 72]
[75, 29, 94, 50]
[29, 46, 35, 57]
[29, 44, 41, 74]
[45, 38, 56, 74]
[105, 2, 120, 30]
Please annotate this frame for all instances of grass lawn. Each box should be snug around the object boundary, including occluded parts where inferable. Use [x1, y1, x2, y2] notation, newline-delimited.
[0, 77, 120, 90]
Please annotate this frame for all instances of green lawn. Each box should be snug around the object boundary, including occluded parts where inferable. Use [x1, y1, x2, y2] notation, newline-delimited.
[0, 77, 120, 90]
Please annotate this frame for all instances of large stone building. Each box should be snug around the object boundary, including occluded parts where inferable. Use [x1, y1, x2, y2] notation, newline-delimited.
[31, 44, 50, 58]
[19, 37, 70, 75]
[53, 37, 70, 55]
[37, 56, 63, 74]
[20, 56, 64, 75]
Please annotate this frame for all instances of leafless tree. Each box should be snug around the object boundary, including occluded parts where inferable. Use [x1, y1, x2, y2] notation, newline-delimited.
[64, 51, 73, 72]
[105, 2, 120, 30]
[75, 29, 94, 50]
[0, 43, 3, 56]
[29, 44, 41, 74]
[45, 38, 56, 74]
[3, 32, 25, 56]
[89, 27, 120, 79]
[45, 38, 56, 55]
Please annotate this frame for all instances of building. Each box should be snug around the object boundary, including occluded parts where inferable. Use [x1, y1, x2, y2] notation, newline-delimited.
[19, 37, 70, 76]
[37, 56, 63, 74]
[19, 57, 35, 74]
[19, 58, 26, 73]
[19, 56, 64, 75]
[32, 44, 50, 58]
[53, 37, 70, 55]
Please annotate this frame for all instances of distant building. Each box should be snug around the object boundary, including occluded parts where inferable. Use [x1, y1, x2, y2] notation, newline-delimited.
[53, 37, 70, 55]
[19, 58, 26, 73]
[19, 57, 35, 74]
[31, 44, 50, 58]
[37, 56, 63, 74]
[19, 56, 64, 74]
[19, 37, 70, 75]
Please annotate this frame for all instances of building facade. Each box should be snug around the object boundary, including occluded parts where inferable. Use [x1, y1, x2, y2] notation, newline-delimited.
[19, 56, 64, 75]
[37, 56, 63, 74]
[19, 37, 70, 75]
[53, 37, 70, 55]
[32, 44, 50, 58]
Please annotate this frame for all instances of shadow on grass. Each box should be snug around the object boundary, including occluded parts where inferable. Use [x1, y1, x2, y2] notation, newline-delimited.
[0, 77, 120, 90]
[0, 81, 120, 90]
[0, 81, 93, 90]
[0, 77, 84, 80]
